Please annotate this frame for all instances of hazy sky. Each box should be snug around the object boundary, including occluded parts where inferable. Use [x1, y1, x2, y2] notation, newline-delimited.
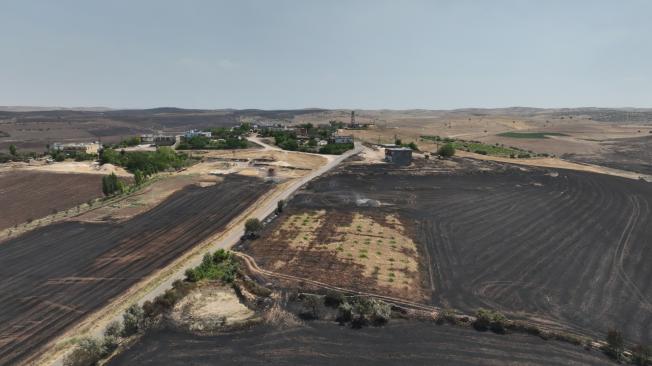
[1, 0, 650, 109]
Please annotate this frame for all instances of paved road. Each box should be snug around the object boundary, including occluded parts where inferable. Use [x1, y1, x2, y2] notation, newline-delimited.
[48, 140, 362, 365]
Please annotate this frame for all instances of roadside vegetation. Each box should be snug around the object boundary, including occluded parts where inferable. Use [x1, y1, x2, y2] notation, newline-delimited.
[421, 135, 545, 158]
[394, 138, 419, 151]
[99, 147, 194, 174]
[1, 144, 39, 163]
[497, 132, 568, 139]
[177, 124, 251, 150]
[64, 249, 239, 366]
[260, 122, 354, 155]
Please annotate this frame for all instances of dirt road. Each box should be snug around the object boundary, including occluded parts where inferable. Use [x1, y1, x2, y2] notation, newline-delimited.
[44, 142, 361, 365]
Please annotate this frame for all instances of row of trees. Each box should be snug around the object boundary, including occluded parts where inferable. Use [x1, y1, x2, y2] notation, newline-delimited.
[100, 147, 191, 174]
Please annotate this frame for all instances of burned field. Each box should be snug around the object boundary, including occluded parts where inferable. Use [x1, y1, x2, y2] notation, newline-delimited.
[109, 320, 614, 366]
[0, 170, 104, 230]
[0, 175, 270, 365]
[564, 135, 652, 176]
[245, 159, 652, 344]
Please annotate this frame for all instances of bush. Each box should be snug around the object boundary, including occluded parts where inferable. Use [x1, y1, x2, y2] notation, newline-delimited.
[337, 302, 353, 323]
[276, 199, 285, 214]
[184, 249, 238, 283]
[632, 344, 651, 365]
[244, 218, 262, 234]
[133, 169, 145, 185]
[473, 308, 507, 334]
[604, 329, 625, 360]
[63, 337, 104, 366]
[122, 304, 145, 336]
[299, 294, 322, 320]
[102, 173, 125, 196]
[100, 147, 191, 174]
[319, 143, 353, 155]
[437, 143, 455, 158]
[324, 290, 346, 308]
[352, 297, 391, 327]
[104, 320, 122, 338]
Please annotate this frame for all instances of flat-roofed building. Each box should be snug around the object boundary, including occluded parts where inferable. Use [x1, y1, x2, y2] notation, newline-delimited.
[52, 142, 101, 155]
[385, 147, 412, 165]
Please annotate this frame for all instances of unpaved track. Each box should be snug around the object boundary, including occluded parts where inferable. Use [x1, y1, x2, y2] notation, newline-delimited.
[39, 142, 361, 366]
[0, 175, 270, 366]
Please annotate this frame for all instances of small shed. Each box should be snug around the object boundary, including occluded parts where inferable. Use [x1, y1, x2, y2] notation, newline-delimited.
[385, 147, 412, 165]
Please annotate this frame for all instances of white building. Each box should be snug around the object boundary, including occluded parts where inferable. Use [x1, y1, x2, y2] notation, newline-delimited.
[184, 129, 212, 139]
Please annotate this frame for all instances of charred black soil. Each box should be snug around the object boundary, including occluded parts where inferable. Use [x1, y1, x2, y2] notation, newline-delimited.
[109, 320, 614, 366]
[0, 175, 270, 365]
[248, 159, 652, 344]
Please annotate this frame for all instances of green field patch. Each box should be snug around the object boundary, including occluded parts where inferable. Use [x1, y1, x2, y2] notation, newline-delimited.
[497, 132, 568, 139]
[420, 135, 545, 158]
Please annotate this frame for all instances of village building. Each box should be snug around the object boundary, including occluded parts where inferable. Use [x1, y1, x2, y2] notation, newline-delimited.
[330, 134, 354, 144]
[385, 147, 412, 165]
[52, 142, 101, 155]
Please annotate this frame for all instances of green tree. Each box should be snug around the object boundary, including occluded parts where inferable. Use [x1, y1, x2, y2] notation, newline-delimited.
[632, 344, 651, 365]
[102, 173, 123, 196]
[9, 144, 17, 156]
[437, 143, 456, 158]
[133, 169, 145, 185]
[605, 329, 625, 360]
[122, 304, 145, 336]
[63, 337, 104, 366]
[244, 218, 262, 235]
[407, 142, 418, 150]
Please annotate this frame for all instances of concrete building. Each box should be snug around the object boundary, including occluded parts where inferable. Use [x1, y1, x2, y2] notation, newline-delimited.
[330, 134, 354, 144]
[52, 142, 101, 155]
[184, 129, 212, 139]
[385, 147, 412, 165]
[140, 134, 154, 144]
[153, 135, 178, 146]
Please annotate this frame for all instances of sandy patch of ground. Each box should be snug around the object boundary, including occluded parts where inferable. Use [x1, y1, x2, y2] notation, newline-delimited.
[170, 283, 257, 333]
[9, 161, 133, 177]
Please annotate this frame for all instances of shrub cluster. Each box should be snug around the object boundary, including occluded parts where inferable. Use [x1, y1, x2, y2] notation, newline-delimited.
[437, 143, 456, 157]
[473, 308, 507, 333]
[100, 147, 191, 175]
[102, 173, 125, 196]
[318, 143, 354, 155]
[337, 296, 391, 328]
[184, 249, 238, 284]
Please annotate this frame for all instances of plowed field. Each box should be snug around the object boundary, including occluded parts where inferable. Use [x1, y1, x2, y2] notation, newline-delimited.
[0, 171, 104, 230]
[109, 320, 614, 365]
[249, 160, 652, 344]
[0, 175, 270, 365]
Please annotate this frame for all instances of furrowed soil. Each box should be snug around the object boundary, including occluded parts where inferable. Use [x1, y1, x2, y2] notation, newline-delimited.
[0, 175, 271, 365]
[247, 158, 652, 344]
[109, 320, 614, 365]
[0, 171, 104, 230]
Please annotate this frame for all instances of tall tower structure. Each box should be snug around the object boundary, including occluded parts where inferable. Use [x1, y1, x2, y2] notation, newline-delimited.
[350, 111, 355, 127]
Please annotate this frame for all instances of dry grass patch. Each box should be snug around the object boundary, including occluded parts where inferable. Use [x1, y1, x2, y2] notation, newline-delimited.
[268, 210, 420, 295]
